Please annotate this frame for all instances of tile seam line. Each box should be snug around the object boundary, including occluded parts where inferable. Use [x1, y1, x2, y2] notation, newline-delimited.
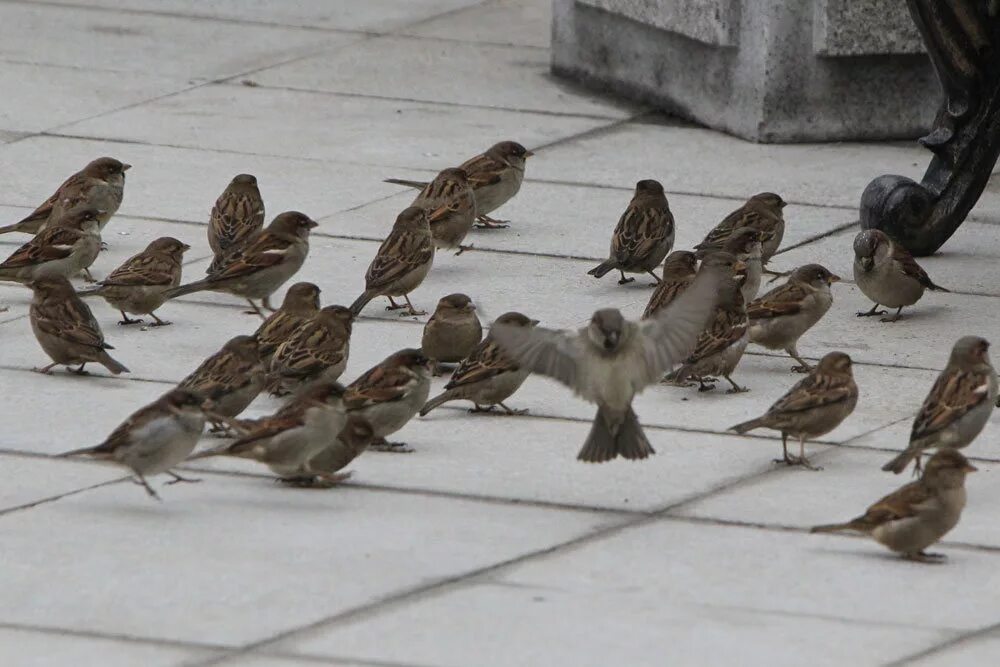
[884, 618, 1000, 666]
[0, 621, 233, 654]
[212, 81, 629, 122]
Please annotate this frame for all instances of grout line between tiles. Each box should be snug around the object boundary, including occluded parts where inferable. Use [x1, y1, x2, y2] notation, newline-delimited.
[0, 620, 231, 654]
[884, 619, 1000, 666]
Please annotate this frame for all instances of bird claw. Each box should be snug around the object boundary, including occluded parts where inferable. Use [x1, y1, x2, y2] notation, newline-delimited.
[791, 365, 811, 374]
[905, 551, 947, 564]
[773, 455, 822, 471]
[118, 318, 144, 326]
[369, 441, 415, 453]
[165, 472, 201, 485]
[32, 367, 54, 375]
[880, 316, 901, 323]
[617, 277, 635, 285]
[725, 386, 750, 394]
[474, 215, 509, 229]
[279, 472, 352, 488]
[149, 320, 172, 327]
[455, 244, 474, 256]
[857, 309, 887, 318]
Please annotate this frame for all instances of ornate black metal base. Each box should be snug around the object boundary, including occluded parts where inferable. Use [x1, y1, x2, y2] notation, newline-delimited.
[860, 0, 1000, 257]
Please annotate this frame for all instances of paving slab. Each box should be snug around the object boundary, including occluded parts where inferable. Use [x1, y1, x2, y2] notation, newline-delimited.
[911, 636, 1000, 667]
[44, 0, 487, 32]
[0, 474, 620, 646]
[250, 35, 632, 118]
[403, 0, 553, 48]
[54, 84, 619, 168]
[0, 454, 122, 511]
[0, 627, 214, 667]
[0, 3, 350, 83]
[274, 519, 989, 666]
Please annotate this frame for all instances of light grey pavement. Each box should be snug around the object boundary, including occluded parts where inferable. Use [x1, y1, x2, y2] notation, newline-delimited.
[1, 1, 1000, 666]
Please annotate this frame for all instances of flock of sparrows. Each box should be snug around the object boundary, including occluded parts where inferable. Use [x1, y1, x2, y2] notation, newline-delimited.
[0, 139, 988, 564]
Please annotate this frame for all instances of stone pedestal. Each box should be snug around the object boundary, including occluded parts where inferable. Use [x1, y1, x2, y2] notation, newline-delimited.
[551, 0, 941, 142]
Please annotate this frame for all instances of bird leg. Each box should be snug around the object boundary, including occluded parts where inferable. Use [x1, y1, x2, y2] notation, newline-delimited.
[911, 454, 924, 477]
[880, 307, 904, 323]
[647, 270, 661, 286]
[469, 404, 496, 413]
[786, 346, 812, 373]
[475, 214, 509, 229]
[133, 474, 161, 501]
[904, 551, 947, 564]
[71, 364, 90, 376]
[32, 362, 58, 375]
[244, 300, 267, 318]
[369, 438, 415, 453]
[148, 312, 172, 327]
[165, 471, 202, 485]
[117, 311, 144, 326]
[279, 471, 352, 488]
[697, 377, 717, 392]
[795, 437, 822, 470]
[384, 296, 404, 310]
[724, 375, 749, 394]
[498, 402, 529, 415]
[857, 303, 888, 317]
[261, 296, 275, 312]
[617, 271, 635, 285]
[400, 294, 426, 317]
[455, 244, 474, 256]
[773, 433, 795, 466]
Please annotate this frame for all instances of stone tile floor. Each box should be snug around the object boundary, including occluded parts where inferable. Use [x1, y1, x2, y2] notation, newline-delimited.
[1, 1, 999, 665]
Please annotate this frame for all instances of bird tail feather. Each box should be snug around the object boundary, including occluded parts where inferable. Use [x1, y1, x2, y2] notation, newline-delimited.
[419, 391, 452, 416]
[881, 449, 916, 474]
[730, 418, 764, 434]
[164, 280, 211, 300]
[98, 351, 129, 375]
[586, 260, 615, 279]
[809, 521, 861, 534]
[349, 291, 374, 316]
[383, 178, 429, 190]
[578, 407, 655, 463]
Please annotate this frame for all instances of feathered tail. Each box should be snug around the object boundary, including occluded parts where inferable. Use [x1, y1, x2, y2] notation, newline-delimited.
[729, 417, 764, 434]
[577, 407, 655, 463]
[810, 518, 867, 534]
[349, 291, 375, 316]
[164, 280, 213, 300]
[97, 350, 129, 375]
[384, 178, 429, 190]
[586, 260, 616, 279]
[419, 390, 454, 416]
[881, 448, 918, 474]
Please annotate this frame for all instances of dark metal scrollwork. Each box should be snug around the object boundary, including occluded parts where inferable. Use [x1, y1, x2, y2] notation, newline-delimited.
[860, 0, 1000, 256]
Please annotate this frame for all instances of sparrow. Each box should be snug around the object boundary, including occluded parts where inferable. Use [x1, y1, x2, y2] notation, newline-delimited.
[177, 335, 265, 432]
[0, 208, 102, 284]
[747, 264, 840, 372]
[79, 236, 190, 326]
[165, 211, 317, 317]
[812, 448, 976, 563]
[252, 282, 321, 364]
[490, 258, 726, 462]
[421, 311, 537, 416]
[190, 381, 347, 482]
[267, 305, 353, 396]
[421, 293, 483, 374]
[882, 336, 997, 474]
[385, 141, 533, 228]
[0, 157, 129, 236]
[853, 229, 950, 322]
[587, 179, 675, 285]
[671, 254, 749, 394]
[349, 207, 435, 317]
[641, 251, 698, 319]
[280, 416, 375, 488]
[724, 227, 764, 304]
[344, 348, 432, 452]
[731, 352, 858, 469]
[694, 192, 786, 263]
[410, 168, 477, 254]
[59, 388, 206, 500]
[28, 275, 129, 375]
[207, 174, 265, 273]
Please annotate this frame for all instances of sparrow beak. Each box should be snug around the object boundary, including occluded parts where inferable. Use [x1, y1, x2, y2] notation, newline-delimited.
[467, 303, 477, 311]
[827, 274, 841, 284]
[182, 243, 192, 251]
[964, 463, 979, 473]
[307, 219, 319, 229]
[122, 164, 132, 171]
[530, 318, 540, 325]
[523, 150, 535, 158]
[733, 259, 748, 273]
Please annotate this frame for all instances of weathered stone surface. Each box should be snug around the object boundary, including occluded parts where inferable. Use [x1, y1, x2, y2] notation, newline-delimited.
[813, 0, 923, 56]
[580, 0, 738, 46]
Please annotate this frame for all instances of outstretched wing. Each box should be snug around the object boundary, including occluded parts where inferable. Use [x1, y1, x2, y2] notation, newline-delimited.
[488, 324, 585, 394]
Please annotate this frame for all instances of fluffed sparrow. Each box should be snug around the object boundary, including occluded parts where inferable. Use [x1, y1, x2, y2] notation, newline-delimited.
[267, 305, 353, 396]
[0, 208, 102, 284]
[671, 253, 749, 394]
[411, 168, 476, 253]
[812, 448, 976, 563]
[28, 275, 129, 375]
[344, 348, 432, 452]
[207, 173, 265, 273]
[747, 264, 840, 372]
[853, 229, 950, 322]
[731, 352, 858, 469]
[587, 179, 674, 285]
[192, 381, 347, 481]
[491, 259, 726, 462]
[883, 336, 997, 474]
[252, 281, 321, 364]
[80, 236, 189, 326]
[385, 141, 533, 228]
[642, 251, 698, 319]
[59, 388, 206, 500]
[165, 211, 317, 317]
[177, 335, 264, 432]
[281, 415, 375, 488]
[349, 207, 434, 317]
[695, 192, 786, 263]
[0, 157, 129, 235]
[421, 311, 537, 416]
[421, 293, 483, 374]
